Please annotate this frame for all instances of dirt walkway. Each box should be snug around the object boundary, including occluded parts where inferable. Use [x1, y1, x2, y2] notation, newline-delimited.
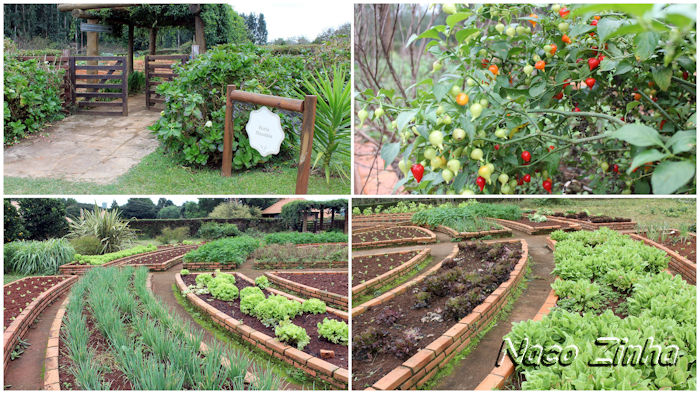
[434, 231, 555, 390]
[4, 94, 159, 184]
[4, 293, 67, 390]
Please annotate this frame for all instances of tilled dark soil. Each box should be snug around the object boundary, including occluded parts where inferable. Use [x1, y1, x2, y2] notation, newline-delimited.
[552, 211, 632, 223]
[4, 277, 61, 330]
[125, 246, 193, 265]
[352, 242, 522, 389]
[510, 218, 563, 228]
[352, 250, 420, 287]
[640, 231, 696, 262]
[276, 272, 347, 296]
[352, 227, 429, 243]
[182, 274, 348, 369]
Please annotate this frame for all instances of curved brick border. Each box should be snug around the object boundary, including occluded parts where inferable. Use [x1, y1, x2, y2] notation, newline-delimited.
[266, 271, 349, 309]
[545, 215, 636, 231]
[42, 297, 69, 390]
[351, 248, 431, 299]
[431, 224, 512, 240]
[4, 275, 77, 374]
[353, 213, 415, 229]
[488, 217, 577, 235]
[176, 272, 349, 388]
[354, 240, 529, 390]
[352, 222, 413, 234]
[628, 233, 696, 284]
[252, 259, 348, 270]
[123, 244, 198, 271]
[59, 244, 196, 275]
[352, 226, 437, 249]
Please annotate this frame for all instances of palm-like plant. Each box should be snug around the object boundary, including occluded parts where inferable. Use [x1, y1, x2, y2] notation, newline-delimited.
[298, 65, 351, 182]
[68, 204, 135, 254]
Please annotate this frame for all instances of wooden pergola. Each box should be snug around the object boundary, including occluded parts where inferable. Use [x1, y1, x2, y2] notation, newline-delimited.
[57, 3, 207, 74]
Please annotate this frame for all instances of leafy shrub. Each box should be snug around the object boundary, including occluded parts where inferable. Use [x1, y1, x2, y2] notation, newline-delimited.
[182, 236, 259, 266]
[253, 295, 301, 326]
[252, 244, 348, 266]
[73, 244, 156, 265]
[180, 269, 190, 276]
[4, 56, 65, 145]
[255, 275, 270, 289]
[208, 202, 261, 219]
[156, 205, 181, 219]
[69, 236, 103, 255]
[67, 204, 135, 254]
[127, 71, 145, 95]
[263, 231, 347, 245]
[208, 279, 239, 301]
[275, 321, 310, 350]
[4, 200, 26, 242]
[149, 43, 312, 168]
[156, 226, 189, 244]
[196, 273, 213, 288]
[196, 222, 240, 240]
[317, 318, 348, 345]
[240, 292, 266, 315]
[4, 239, 75, 275]
[301, 298, 327, 314]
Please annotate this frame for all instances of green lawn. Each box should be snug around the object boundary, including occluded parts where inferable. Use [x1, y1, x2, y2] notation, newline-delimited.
[3, 272, 34, 284]
[4, 148, 349, 195]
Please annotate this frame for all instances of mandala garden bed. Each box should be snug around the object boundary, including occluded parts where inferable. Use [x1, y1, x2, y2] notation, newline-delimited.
[351, 226, 436, 249]
[478, 228, 695, 390]
[352, 213, 414, 229]
[177, 272, 349, 388]
[44, 266, 278, 390]
[351, 248, 431, 299]
[488, 216, 576, 235]
[251, 243, 348, 269]
[58, 244, 173, 275]
[431, 224, 511, 240]
[265, 271, 349, 310]
[628, 231, 696, 284]
[122, 244, 199, 271]
[4, 275, 77, 372]
[182, 236, 259, 271]
[549, 211, 636, 230]
[352, 239, 528, 390]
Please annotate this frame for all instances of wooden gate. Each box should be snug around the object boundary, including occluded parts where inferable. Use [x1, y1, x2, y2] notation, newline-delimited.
[145, 54, 188, 110]
[69, 56, 128, 116]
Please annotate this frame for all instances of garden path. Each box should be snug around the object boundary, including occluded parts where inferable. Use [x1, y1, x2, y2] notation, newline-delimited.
[434, 230, 556, 390]
[4, 94, 159, 184]
[3, 292, 67, 390]
[149, 263, 301, 390]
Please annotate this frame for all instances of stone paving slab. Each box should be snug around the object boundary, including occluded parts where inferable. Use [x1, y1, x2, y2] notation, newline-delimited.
[4, 95, 160, 184]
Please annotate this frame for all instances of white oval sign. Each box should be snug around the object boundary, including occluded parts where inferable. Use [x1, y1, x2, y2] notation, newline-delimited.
[245, 107, 285, 157]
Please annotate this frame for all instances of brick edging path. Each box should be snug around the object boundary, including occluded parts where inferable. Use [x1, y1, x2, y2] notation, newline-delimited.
[488, 217, 571, 235]
[42, 297, 70, 390]
[351, 248, 431, 299]
[356, 239, 530, 390]
[4, 275, 77, 374]
[266, 270, 349, 309]
[351, 226, 437, 249]
[175, 272, 349, 388]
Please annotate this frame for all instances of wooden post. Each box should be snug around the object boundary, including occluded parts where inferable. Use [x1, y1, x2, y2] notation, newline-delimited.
[295, 95, 317, 194]
[319, 207, 324, 233]
[149, 28, 157, 55]
[194, 14, 206, 53]
[301, 210, 308, 232]
[86, 18, 98, 92]
[191, 44, 200, 58]
[62, 49, 71, 111]
[144, 55, 150, 108]
[127, 23, 134, 74]
[121, 57, 128, 116]
[69, 56, 76, 109]
[221, 85, 235, 176]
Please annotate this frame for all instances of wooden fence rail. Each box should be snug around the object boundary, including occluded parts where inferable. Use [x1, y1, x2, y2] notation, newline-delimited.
[70, 56, 128, 116]
[145, 54, 188, 110]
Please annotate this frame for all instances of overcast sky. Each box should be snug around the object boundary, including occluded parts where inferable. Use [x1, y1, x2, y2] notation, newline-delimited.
[229, 1, 351, 41]
[72, 196, 340, 206]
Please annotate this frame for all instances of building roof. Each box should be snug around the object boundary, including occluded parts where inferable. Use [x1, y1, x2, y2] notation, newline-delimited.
[261, 198, 306, 215]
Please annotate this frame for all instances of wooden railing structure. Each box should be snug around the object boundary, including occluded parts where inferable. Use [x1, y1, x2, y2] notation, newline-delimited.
[144, 54, 188, 110]
[222, 86, 317, 194]
[69, 56, 128, 116]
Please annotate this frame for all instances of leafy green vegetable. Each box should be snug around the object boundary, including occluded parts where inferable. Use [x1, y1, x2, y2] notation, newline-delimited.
[74, 244, 157, 265]
[317, 318, 348, 345]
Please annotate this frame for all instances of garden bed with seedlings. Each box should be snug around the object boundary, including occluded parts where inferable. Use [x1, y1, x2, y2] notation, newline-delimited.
[351, 249, 431, 299]
[432, 224, 511, 240]
[266, 271, 348, 310]
[479, 228, 695, 390]
[182, 236, 259, 271]
[628, 230, 696, 284]
[351, 226, 437, 249]
[46, 266, 279, 390]
[122, 244, 199, 271]
[489, 216, 576, 235]
[58, 244, 160, 275]
[177, 272, 349, 388]
[549, 211, 636, 231]
[251, 243, 348, 269]
[352, 213, 415, 230]
[352, 240, 528, 390]
[3, 275, 77, 372]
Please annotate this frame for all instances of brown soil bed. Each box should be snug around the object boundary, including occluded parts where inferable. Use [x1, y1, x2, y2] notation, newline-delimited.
[124, 247, 189, 265]
[276, 272, 347, 296]
[352, 250, 420, 287]
[59, 310, 133, 390]
[4, 277, 61, 330]
[640, 231, 696, 262]
[352, 242, 522, 389]
[352, 227, 429, 243]
[510, 218, 562, 228]
[182, 274, 348, 369]
[552, 211, 631, 223]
